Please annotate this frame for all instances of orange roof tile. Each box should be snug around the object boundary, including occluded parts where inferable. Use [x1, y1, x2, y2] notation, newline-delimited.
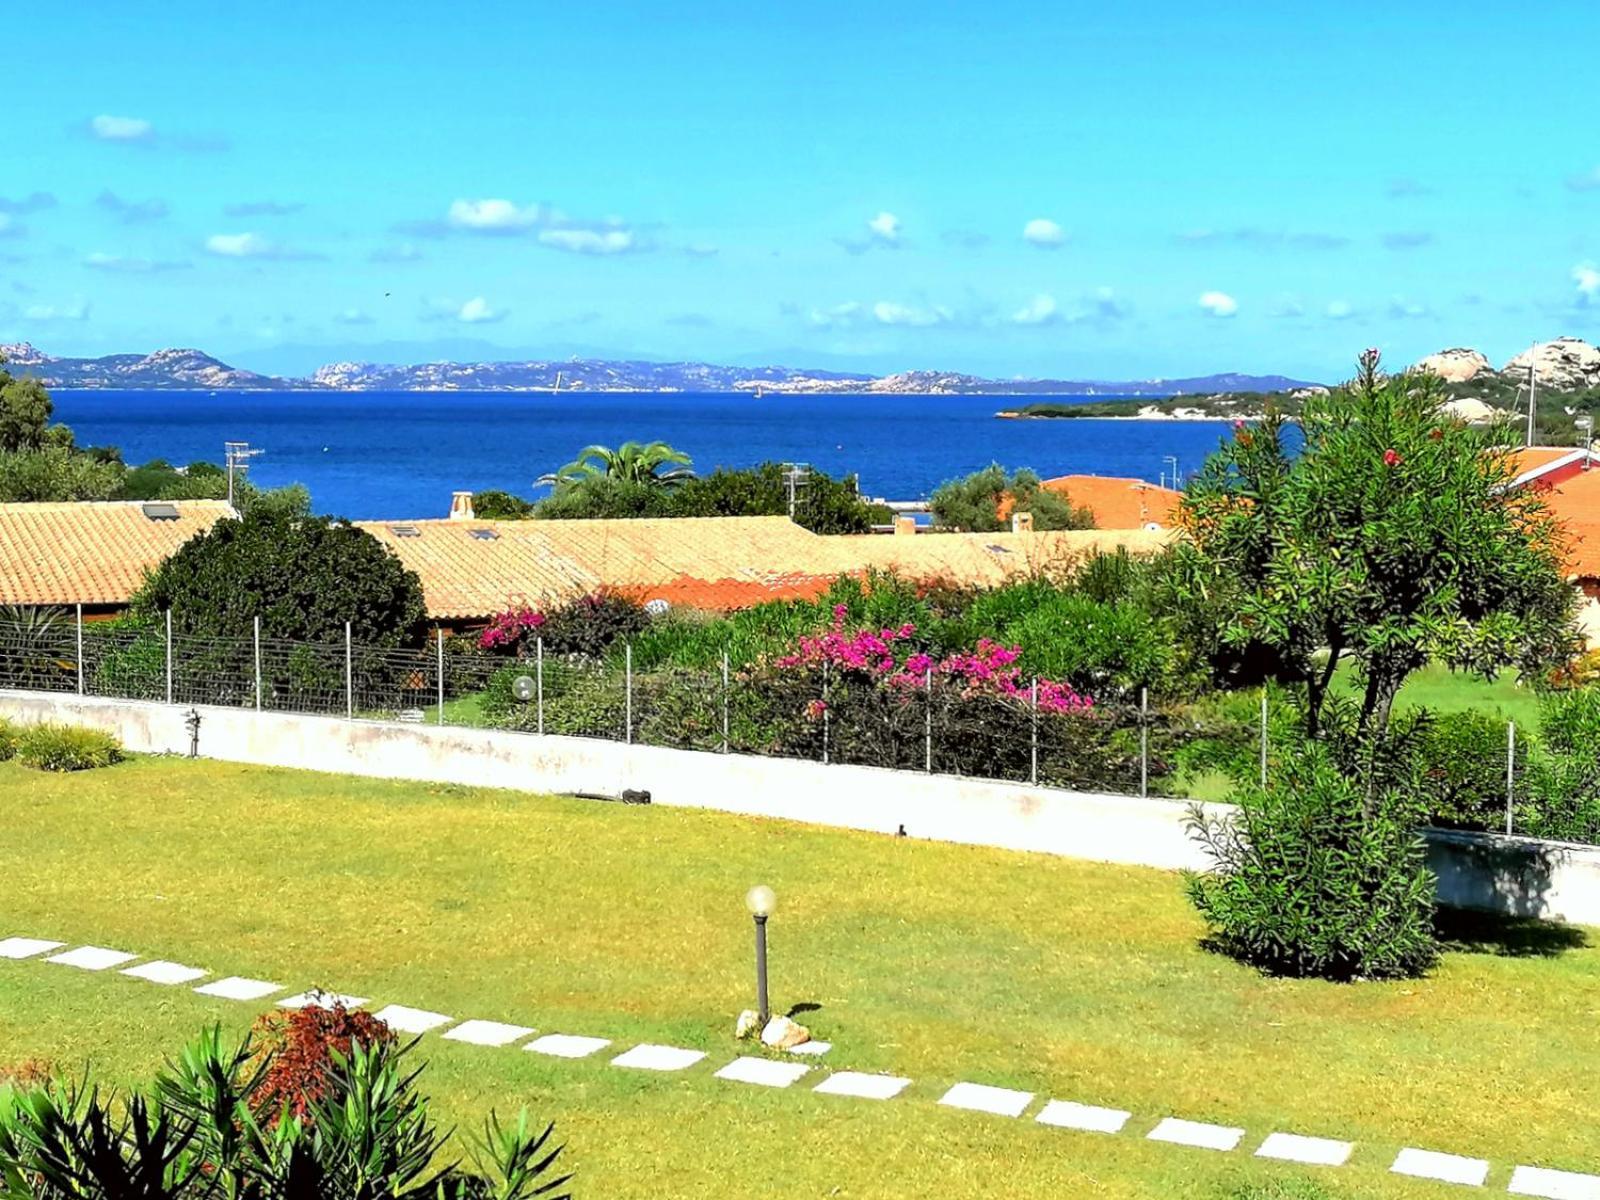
[1038, 475, 1183, 529]
[0, 501, 233, 607]
[1542, 466, 1600, 579]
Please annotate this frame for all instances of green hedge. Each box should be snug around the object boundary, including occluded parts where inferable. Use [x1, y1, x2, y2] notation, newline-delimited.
[13, 723, 124, 772]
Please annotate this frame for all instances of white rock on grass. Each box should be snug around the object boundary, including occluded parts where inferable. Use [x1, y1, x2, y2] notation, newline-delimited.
[122, 961, 207, 986]
[1255, 1132, 1353, 1166]
[0, 938, 63, 959]
[525, 1034, 612, 1059]
[760, 1016, 810, 1049]
[1147, 1118, 1246, 1152]
[734, 1010, 761, 1039]
[813, 1072, 911, 1101]
[440, 1020, 533, 1047]
[713, 1057, 811, 1088]
[936, 1082, 1033, 1118]
[195, 977, 281, 1001]
[46, 946, 138, 971]
[371, 1005, 455, 1034]
[1035, 1100, 1131, 1134]
[1391, 1148, 1490, 1187]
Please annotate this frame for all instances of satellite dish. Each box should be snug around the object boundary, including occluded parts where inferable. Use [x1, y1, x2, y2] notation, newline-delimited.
[512, 675, 536, 702]
[643, 598, 671, 617]
[1144, 521, 1162, 532]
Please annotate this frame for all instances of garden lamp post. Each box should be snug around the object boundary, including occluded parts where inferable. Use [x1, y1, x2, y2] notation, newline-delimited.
[745, 884, 776, 1026]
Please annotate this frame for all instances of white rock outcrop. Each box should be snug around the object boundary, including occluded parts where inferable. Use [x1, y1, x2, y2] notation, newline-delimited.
[1501, 338, 1600, 391]
[1413, 348, 1491, 383]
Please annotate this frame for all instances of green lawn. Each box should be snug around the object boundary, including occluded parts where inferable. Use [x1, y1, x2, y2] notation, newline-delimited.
[2, 757, 1597, 1198]
[1331, 661, 1544, 729]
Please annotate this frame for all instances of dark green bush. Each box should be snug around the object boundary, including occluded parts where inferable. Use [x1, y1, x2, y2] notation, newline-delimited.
[1408, 709, 1513, 831]
[1517, 688, 1600, 843]
[1185, 743, 1438, 980]
[0, 718, 19, 761]
[15, 723, 124, 772]
[539, 592, 650, 659]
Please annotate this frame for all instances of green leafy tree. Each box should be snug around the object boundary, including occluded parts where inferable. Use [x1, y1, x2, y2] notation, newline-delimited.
[1183, 350, 1577, 745]
[667, 462, 884, 533]
[0, 447, 123, 501]
[472, 488, 536, 519]
[929, 464, 1095, 531]
[115, 458, 311, 516]
[540, 440, 695, 488]
[136, 510, 427, 645]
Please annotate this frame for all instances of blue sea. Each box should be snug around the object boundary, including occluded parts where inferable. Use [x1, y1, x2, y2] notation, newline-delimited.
[51, 390, 1234, 521]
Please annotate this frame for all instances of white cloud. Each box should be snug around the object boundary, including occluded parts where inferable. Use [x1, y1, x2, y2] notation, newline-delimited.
[447, 198, 545, 231]
[1010, 294, 1059, 325]
[1198, 290, 1238, 318]
[457, 296, 505, 324]
[23, 300, 89, 321]
[1022, 218, 1065, 248]
[872, 300, 950, 327]
[205, 232, 274, 258]
[1574, 263, 1600, 299]
[867, 211, 901, 244]
[807, 301, 863, 328]
[1325, 299, 1355, 320]
[89, 114, 154, 142]
[335, 308, 374, 325]
[83, 252, 187, 273]
[538, 228, 637, 255]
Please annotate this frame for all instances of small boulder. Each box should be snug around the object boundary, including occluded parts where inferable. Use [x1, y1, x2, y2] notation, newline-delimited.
[760, 1015, 811, 1049]
[734, 1009, 762, 1040]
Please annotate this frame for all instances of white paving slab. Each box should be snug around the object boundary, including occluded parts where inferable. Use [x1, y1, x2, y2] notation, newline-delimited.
[610, 1044, 707, 1072]
[788, 1040, 832, 1056]
[441, 1019, 534, 1047]
[524, 1034, 612, 1059]
[1035, 1099, 1131, 1134]
[713, 1057, 811, 1088]
[813, 1071, 912, 1101]
[0, 937, 63, 959]
[1147, 1117, 1246, 1152]
[1256, 1132, 1353, 1167]
[1391, 1148, 1490, 1187]
[937, 1082, 1034, 1118]
[122, 960, 207, 986]
[277, 989, 369, 1011]
[1509, 1166, 1600, 1200]
[372, 1004, 454, 1034]
[195, 976, 281, 1001]
[46, 946, 137, 971]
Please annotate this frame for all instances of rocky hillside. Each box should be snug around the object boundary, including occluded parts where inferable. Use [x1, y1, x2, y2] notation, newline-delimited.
[1413, 337, 1600, 395]
[0, 342, 284, 390]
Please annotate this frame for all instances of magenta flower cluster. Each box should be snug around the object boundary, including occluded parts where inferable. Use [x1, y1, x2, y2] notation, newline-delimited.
[479, 605, 546, 651]
[777, 605, 1093, 713]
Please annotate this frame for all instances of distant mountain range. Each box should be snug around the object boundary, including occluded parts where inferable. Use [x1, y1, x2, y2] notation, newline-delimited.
[0, 340, 1320, 396]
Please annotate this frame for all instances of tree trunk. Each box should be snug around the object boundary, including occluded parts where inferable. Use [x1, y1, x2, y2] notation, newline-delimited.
[1304, 634, 1343, 741]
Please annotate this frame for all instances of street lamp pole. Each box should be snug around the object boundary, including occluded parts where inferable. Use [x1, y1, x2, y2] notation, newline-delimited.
[745, 885, 776, 1026]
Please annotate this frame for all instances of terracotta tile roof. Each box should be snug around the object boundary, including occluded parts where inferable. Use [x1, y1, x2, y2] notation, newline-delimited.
[0, 500, 233, 607]
[839, 528, 1174, 586]
[1038, 475, 1183, 529]
[1541, 466, 1600, 579]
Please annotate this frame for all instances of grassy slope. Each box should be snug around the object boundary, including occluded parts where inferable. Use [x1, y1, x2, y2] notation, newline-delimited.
[2, 758, 1597, 1197]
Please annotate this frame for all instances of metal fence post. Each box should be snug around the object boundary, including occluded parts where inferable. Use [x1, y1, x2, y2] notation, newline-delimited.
[822, 660, 830, 765]
[721, 650, 730, 754]
[344, 622, 353, 719]
[1140, 686, 1149, 799]
[924, 666, 933, 774]
[536, 636, 544, 736]
[75, 603, 84, 696]
[253, 616, 262, 711]
[1030, 677, 1039, 786]
[1259, 689, 1268, 788]
[436, 628, 445, 725]
[164, 609, 173, 705]
[625, 642, 634, 744]
[1506, 720, 1517, 835]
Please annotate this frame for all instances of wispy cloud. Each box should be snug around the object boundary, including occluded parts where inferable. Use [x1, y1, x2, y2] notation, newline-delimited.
[872, 300, 951, 327]
[23, 299, 90, 322]
[448, 198, 547, 232]
[1010, 293, 1059, 325]
[335, 308, 375, 325]
[1386, 298, 1430, 319]
[807, 301, 863, 328]
[96, 190, 168, 224]
[88, 114, 154, 143]
[1178, 228, 1348, 250]
[399, 197, 649, 254]
[1382, 231, 1434, 250]
[1574, 263, 1600, 303]
[0, 193, 55, 215]
[538, 228, 639, 255]
[1198, 290, 1238, 318]
[456, 296, 505, 323]
[682, 243, 719, 258]
[224, 200, 304, 217]
[868, 211, 901, 245]
[83, 252, 189, 273]
[1325, 300, 1355, 320]
[1022, 218, 1065, 248]
[204, 232, 322, 261]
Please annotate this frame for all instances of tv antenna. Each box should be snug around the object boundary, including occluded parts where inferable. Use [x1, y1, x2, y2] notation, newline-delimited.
[1162, 455, 1179, 489]
[224, 441, 264, 509]
[781, 463, 811, 519]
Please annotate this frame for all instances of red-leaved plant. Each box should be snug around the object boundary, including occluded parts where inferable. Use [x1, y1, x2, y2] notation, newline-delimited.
[248, 1003, 396, 1123]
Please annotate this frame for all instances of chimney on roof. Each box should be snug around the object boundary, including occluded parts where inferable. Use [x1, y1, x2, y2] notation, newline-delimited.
[1011, 511, 1034, 533]
[449, 490, 475, 521]
[894, 515, 917, 536]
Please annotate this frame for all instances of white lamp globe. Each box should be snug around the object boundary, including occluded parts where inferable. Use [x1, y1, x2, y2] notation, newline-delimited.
[745, 884, 777, 917]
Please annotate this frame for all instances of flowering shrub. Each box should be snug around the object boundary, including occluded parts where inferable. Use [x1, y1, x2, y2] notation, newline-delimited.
[249, 1002, 396, 1123]
[775, 605, 1092, 713]
[479, 604, 545, 653]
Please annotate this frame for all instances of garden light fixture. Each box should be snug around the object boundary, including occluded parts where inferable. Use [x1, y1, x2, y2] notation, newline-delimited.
[745, 884, 776, 1025]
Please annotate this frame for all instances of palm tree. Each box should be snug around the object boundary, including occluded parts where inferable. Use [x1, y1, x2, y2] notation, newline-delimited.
[538, 441, 695, 489]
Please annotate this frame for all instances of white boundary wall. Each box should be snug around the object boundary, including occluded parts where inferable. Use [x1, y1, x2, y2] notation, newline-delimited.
[5, 690, 1599, 925]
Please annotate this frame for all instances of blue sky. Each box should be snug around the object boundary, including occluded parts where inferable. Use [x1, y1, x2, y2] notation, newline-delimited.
[5, 0, 1600, 381]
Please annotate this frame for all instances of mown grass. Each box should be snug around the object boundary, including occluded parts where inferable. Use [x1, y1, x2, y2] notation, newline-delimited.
[1, 756, 1596, 1197]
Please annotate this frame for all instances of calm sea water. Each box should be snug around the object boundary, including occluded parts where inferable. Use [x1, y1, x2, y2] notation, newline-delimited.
[51, 390, 1234, 520]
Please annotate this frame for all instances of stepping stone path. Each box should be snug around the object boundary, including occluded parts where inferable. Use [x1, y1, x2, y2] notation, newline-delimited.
[525, 1034, 611, 1059]
[1036, 1099, 1131, 1134]
[1147, 1118, 1246, 1152]
[714, 1057, 811, 1088]
[937, 1082, 1033, 1117]
[123, 961, 207, 986]
[813, 1071, 911, 1101]
[47, 946, 137, 971]
[442, 1020, 533, 1047]
[1392, 1147, 1491, 1187]
[4, 932, 1595, 1191]
[372, 1004, 455, 1034]
[610, 1044, 706, 1072]
[195, 977, 280, 1001]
